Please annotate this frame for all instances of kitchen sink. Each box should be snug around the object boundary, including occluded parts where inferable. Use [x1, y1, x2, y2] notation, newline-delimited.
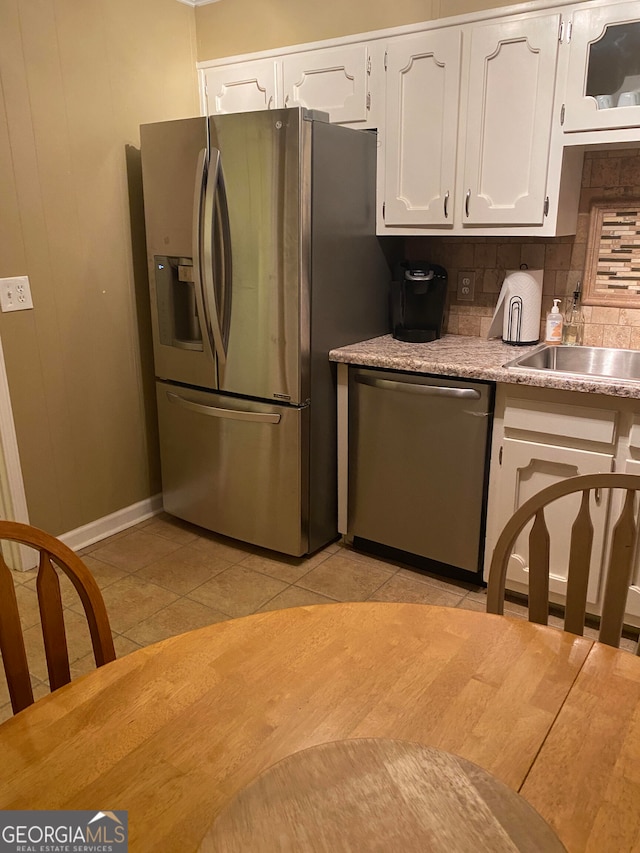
[504, 344, 640, 381]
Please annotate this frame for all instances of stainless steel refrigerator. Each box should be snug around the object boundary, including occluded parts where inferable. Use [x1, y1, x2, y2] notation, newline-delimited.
[140, 108, 389, 556]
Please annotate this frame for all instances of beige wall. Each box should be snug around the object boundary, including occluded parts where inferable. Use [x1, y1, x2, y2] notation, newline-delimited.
[194, 0, 522, 61]
[0, 0, 199, 534]
[195, 0, 431, 61]
[196, 0, 524, 62]
[195, 0, 531, 61]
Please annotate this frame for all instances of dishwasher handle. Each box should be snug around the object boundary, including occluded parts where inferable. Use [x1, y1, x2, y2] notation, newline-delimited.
[355, 374, 481, 400]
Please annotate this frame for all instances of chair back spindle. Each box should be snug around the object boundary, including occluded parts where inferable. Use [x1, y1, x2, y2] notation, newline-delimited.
[564, 490, 594, 636]
[528, 510, 551, 625]
[36, 551, 72, 691]
[0, 521, 115, 715]
[0, 554, 34, 711]
[599, 489, 637, 647]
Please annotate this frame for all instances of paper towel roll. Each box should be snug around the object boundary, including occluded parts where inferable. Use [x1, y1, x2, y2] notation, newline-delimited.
[487, 270, 543, 345]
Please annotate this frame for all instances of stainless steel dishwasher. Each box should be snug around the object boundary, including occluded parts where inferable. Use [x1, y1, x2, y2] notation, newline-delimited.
[347, 367, 494, 581]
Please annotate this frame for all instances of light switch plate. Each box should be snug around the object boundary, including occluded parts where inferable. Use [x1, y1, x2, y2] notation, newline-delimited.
[0, 276, 33, 312]
[457, 270, 475, 301]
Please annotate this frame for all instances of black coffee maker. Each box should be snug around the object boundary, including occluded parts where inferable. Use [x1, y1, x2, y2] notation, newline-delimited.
[391, 261, 448, 342]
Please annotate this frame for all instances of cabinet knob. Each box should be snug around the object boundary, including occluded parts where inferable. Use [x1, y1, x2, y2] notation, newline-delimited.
[444, 191, 449, 219]
[465, 189, 471, 218]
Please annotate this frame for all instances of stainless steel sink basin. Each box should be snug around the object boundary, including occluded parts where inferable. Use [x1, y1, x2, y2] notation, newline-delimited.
[504, 345, 640, 381]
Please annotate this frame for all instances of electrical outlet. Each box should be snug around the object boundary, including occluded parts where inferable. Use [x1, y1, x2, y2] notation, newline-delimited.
[0, 276, 34, 312]
[457, 270, 475, 302]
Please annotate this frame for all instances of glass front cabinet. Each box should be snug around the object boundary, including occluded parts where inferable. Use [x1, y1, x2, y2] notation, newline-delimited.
[563, 1, 640, 132]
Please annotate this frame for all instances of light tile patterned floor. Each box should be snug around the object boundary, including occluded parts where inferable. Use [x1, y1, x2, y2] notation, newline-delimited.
[1, 512, 637, 721]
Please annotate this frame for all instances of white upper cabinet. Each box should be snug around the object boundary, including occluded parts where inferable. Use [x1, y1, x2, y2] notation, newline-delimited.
[562, 1, 640, 132]
[383, 29, 462, 227]
[282, 45, 370, 125]
[461, 14, 561, 226]
[381, 11, 562, 233]
[201, 45, 372, 126]
[201, 1, 640, 236]
[202, 59, 278, 114]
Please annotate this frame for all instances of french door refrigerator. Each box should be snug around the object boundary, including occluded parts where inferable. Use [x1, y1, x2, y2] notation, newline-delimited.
[140, 108, 389, 556]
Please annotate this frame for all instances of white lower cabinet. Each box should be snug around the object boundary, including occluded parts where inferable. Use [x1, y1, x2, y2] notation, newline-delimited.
[495, 437, 613, 607]
[614, 417, 640, 623]
[484, 385, 640, 627]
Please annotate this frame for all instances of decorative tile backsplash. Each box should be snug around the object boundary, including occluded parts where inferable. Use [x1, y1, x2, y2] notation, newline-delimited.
[583, 199, 640, 305]
[405, 148, 640, 348]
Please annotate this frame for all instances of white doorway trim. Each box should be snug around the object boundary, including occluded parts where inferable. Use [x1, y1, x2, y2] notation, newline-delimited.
[0, 335, 29, 523]
[0, 334, 30, 569]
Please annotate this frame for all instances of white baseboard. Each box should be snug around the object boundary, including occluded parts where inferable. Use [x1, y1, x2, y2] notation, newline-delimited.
[59, 494, 164, 552]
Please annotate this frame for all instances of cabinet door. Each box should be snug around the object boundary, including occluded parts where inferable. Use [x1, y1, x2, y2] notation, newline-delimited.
[461, 15, 560, 226]
[615, 438, 640, 624]
[383, 29, 461, 227]
[282, 45, 370, 125]
[202, 60, 278, 114]
[495, 438, 613, 607]
[563, 2, 640, 132]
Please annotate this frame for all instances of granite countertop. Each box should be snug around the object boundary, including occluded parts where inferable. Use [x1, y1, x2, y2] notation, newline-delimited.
[329, 334, 640, 400]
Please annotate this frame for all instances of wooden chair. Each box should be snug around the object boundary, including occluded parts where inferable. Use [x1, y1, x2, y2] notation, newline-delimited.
[0, 520, 116, 714]
[487, 473, 640, 654]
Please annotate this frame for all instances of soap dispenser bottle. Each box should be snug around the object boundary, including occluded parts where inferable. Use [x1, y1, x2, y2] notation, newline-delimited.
[545, 298, 563, 344]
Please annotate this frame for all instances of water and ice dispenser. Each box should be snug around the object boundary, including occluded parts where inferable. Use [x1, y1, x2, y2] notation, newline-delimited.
[154, 256, 202, 350]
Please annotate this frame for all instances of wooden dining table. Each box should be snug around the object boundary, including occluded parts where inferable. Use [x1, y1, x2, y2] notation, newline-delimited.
[0, 602, 638, 852]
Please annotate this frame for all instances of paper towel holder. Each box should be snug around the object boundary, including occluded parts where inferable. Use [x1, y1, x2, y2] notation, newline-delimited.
[487, 266, 543, 346]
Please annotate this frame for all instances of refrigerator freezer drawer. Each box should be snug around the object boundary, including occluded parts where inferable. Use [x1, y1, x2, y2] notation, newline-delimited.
[156, 382, 308, 556]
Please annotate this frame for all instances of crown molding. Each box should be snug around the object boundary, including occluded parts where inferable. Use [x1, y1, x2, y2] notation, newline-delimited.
[177, 0, 222, 6]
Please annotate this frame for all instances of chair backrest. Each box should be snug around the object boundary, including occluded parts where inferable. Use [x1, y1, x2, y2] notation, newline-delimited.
[0, 520, 116, 714]
[487, 473, 640, 654]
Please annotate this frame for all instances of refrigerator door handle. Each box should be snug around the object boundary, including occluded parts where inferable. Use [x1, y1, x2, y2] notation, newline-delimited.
[192, 148, 216, 362]
[202, 147, 228, 369]
[166, 391, 282, 424]
[215, 162, 232, 357]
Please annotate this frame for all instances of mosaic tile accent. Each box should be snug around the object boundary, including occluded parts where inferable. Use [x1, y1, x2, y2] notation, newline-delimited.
[584, 200, 640, 305]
